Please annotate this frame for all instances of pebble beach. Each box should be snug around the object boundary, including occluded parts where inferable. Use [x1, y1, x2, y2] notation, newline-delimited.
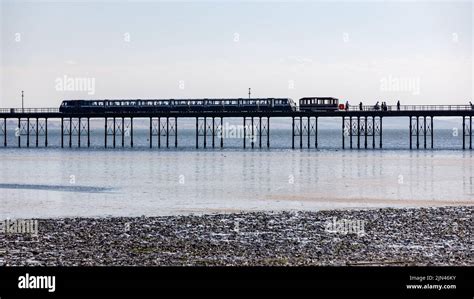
[0, 206, 472, 266]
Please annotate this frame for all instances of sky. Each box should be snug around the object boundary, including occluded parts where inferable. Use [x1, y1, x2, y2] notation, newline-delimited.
[0, 0, 473, 108]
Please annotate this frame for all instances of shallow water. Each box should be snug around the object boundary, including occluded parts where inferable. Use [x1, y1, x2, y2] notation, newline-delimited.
[1, 126, 473, 218]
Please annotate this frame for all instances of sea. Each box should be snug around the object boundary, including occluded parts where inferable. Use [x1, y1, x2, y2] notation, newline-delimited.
[0, 118, 473, 218]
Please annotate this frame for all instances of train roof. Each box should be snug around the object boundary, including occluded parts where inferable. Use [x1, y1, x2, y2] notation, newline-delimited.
[299, 97, 339, 100]
[61, 98, 293, 102]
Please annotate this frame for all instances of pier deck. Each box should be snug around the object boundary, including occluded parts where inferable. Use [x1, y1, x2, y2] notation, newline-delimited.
[0, 105, 473, 150]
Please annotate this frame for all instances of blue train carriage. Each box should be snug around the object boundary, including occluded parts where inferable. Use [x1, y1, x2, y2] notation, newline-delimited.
[59, 98, 297, 113]
[299, 97, 341, 112]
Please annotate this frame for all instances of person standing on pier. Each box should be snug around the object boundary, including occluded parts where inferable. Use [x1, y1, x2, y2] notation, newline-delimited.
[397, 100, 401, 111]
[359, 102, 363, 111]
[345, 101, 349, 111]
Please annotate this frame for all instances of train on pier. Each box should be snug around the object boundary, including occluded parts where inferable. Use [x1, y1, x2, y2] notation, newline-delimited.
[59, 97, 342, 113]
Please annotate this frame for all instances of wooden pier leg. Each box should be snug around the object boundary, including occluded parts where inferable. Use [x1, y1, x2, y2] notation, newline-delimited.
[243, 117, 246, 149]
[87, 118, 90, 148]
[409, 117, 412, 150]
[342, 117, 345, 149]
[357, 117, 360, 149]
[18, 118, 21, 148]
[166, 117, 169, 148]
[423, 116, 427, 149]
[113, 117, 116, 148]
[372, 117, 375, 149]
[379, 117, 383, 149]
[78, 118, 81, 148]
[69, 117, 72, 147]
[291, 117, 295, 149]
[364, 116, 368, 149]
[251, 117, 254, 149]
[149, 117, 152, 149]
[204, 117, 207, 148]
[462, 116, 465, 150]
[104, 117, 107, 148]
[431, 116, 434, 149]
[45, 118, 48, 147]
[130, 118, 134, 148]
[307, 117, 310, 148]
[35, 118, 38, 147]
[195, 117, 199, 149]
[349, 117, 352, 149]
[299, 117, 303, 149]
[175, 117, 178, 148]
[61, 118, 64, 148]
[220, 117, 224, 148]
[68, 118, 72, 148]
[267, 117, 270, 148]
[27, 118, 30, 148]
[212, 117, 215, 148]
[470, 116, 472, 150]
[416, 116, 419, 149]
[315, 117, 318, 148]
[158, 117, 161, 148]
[3, 118, 6, 147]
[122, 117, 125, 148]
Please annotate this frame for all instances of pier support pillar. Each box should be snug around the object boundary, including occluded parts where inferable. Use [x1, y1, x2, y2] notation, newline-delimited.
[121, 118, 125, 148]
[268, 117, 271, 148]
[18, 118, 21, 148]
[220, 117, 224, 148]
[349, 117, 352, 149]
[130, 118, 134, 148]
[357, 117, 360, 149]
[410, 116, 432, 150]
[86, 118, 90, 148]
[243, 117, 246, 149]
[342, 117, 345, 149]
[149, 117, 152, 149]
[462, 116, 472, 150]
[1, 118, 6, 147]
[195, 117, 199, 149]
[344, 116, 381, 149]
[291, 117, 295, 149]
[409, 117, 412, 149]
[212, 117, 215, 148]
[379, 117, 383, 149]
[299, 117, 303, 149]
[105, 117, 108, 148]
[27, 118, 30, 148]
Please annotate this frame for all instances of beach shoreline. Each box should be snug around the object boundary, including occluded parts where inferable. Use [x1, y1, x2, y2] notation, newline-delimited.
[0, 206, 472, 266]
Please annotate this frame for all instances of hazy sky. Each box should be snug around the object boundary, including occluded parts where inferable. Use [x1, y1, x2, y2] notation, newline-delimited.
[1, 0, 473, 108]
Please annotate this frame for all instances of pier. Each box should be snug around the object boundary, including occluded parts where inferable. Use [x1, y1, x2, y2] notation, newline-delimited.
[0, 105, 473, 150]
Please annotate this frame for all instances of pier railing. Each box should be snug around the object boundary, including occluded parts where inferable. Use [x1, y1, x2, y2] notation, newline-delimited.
[0, 108, 60, 113]
[0, 105, 473, 114]
[347, 105, 473, 112]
